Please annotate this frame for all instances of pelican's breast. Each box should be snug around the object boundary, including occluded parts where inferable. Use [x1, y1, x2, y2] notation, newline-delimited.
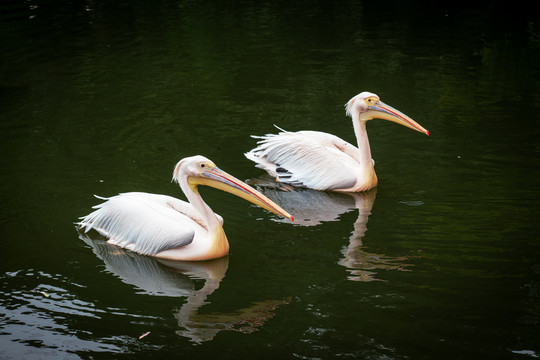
[336, 166, 378, 192]
[155, 222, 229, 261]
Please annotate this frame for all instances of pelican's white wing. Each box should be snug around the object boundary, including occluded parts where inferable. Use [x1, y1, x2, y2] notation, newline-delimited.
[78, 192, 223, 256]
[245, 129, 360, 191]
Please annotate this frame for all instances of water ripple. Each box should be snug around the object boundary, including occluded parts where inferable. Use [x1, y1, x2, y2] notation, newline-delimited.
[0, 269, 158, 359]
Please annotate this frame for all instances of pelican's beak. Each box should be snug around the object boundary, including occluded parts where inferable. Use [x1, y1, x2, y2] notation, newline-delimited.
[368, 101, 429, 136]
[192, 167, 294, 222]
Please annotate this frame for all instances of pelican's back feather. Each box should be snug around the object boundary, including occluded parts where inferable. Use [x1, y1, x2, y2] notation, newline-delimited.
[78, 192, 198, 256]
[245, 129, 359, 191]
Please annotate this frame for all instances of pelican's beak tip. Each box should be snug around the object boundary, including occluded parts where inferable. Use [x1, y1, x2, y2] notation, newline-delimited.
[426, 130, 430, 136]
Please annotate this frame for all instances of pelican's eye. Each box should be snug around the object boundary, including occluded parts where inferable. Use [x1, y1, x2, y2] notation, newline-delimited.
[198, 162, 213, 171]
[366, 97, 379, 107]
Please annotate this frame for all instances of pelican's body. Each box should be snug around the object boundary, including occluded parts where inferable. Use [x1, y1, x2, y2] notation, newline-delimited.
[78, 156, 293, 261]
[245, 92, 429, 192]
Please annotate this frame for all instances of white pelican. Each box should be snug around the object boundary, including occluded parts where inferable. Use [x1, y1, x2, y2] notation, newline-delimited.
[78, 155, 294, 261]
[245, 92, 429, 192]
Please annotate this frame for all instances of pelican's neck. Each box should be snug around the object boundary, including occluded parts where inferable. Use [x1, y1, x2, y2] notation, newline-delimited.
[351, 116, 373, 168]
[351, 115, 378, 191]
[177, 179, 229, 260]
[181, 180, 222, 231]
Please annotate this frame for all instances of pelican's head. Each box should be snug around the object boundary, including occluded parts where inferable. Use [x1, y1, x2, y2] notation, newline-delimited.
[173, 155, 217, 182]
[173, 155, 294, 222]
[345, 92, 429, 135]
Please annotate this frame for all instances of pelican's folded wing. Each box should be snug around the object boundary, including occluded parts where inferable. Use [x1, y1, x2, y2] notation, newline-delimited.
[78, 192, 196, 256]
[245, 129, 358, 191]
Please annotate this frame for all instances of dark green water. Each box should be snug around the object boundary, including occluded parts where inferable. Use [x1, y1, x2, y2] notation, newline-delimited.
[1, 0, 539, 359]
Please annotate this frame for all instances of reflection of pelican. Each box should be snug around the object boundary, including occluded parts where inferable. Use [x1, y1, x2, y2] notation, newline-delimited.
[80, 233, 289, 343]
[247, 176, 359, 226]
[78, 155, 293, 261]
[248, 180, 411, 281]
[175, 296, 290, 344]
[245, 92, 428, 191]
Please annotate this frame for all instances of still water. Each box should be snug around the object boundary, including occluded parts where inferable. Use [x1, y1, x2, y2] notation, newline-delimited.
[1, 0, 539, 359]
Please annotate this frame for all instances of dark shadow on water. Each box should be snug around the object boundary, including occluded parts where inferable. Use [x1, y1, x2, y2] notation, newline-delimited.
[247, 176, 413, 282]
[78, 233, 289, 344]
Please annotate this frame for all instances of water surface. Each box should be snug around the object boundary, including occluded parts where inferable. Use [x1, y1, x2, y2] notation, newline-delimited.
[1, 1, 539, 359]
